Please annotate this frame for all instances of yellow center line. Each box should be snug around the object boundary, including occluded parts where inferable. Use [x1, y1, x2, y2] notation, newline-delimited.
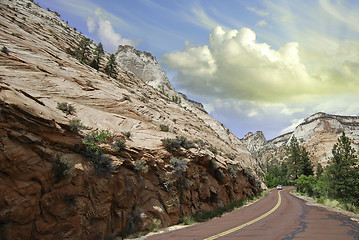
[203, 190, 282, 240]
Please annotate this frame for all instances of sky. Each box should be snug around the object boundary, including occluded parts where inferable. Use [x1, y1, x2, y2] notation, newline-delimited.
[36, 0, 359, 140]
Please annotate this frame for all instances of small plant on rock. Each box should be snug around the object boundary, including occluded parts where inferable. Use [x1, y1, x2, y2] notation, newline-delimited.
[122, 131, 131, 139]
[160, 124, 169, 132]
[52, 155, 76, 183]
[135, 159, 148, 173]
[69, 118, 85, 132]
[111, 137, 126, 152]
[83, 130, 114, 176]
[57, 102, 76, 115]
[1, 46, 9, 54]
[170, 157, 188, 174]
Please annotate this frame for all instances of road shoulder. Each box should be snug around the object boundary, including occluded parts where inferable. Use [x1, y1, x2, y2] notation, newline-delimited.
[290, 191, 359, 224]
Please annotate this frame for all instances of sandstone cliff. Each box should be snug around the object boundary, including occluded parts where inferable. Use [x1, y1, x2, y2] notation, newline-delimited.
[0, 1, 262, 239]
[243, 112, 359, 169]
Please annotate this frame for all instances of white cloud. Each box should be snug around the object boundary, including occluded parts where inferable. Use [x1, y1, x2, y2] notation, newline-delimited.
[319, 0, 359, 33]
[247, 7, 269, 17]
[163, 26, 359, 102]
[87, 8, 137, 52]
[255, 20, 267, 27]
[279, 118, 304, 134]
[188, 7, 222, 30]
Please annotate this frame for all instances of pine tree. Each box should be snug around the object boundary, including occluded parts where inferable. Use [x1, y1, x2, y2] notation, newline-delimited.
[76, 36, 91, 63]
[316, 163, 324, 178]
[300, 146, 313, 176]
[104, 54, 117, 78]
[326, 132, 359, 204]
[287, 136, 301, 181]
[287, 136, 313, 182]
[89, 42, 104, 70]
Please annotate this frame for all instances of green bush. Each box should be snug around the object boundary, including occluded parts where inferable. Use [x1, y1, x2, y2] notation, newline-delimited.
[69, 119, 84, 132]
[194, 139, 206, 149]
[170, 157, 187, 174]
[208, 145, 218, 155]
[52, 155, 76, 183]
[179, 216, 195, 225]
[161, 136, 195, 152]
[1, 46, 9, 54]
[85, 129, 112, 144]
[83, 130, 114, 176]
[161, 138, 181, 152]
[122, 131, 131, 139]
[111, 137, 126, 152]
[135, 159, 148, 173]
[160, 124, 169, 132]
[57, 102, 76, 115]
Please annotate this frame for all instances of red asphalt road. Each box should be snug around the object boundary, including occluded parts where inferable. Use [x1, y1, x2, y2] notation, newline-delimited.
[145, 187, 359, 239]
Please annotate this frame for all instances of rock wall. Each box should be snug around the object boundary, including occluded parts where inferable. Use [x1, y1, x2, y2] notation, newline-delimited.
[0, 0, 262, 239]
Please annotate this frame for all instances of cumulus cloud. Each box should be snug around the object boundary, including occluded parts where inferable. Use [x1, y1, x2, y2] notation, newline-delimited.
[87, 8, 137, 52]
[162, 26, 359, 102]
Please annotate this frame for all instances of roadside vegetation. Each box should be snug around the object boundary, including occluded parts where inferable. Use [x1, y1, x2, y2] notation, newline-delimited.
[179, 190, 269, 225]
[264, 133, 359, 213]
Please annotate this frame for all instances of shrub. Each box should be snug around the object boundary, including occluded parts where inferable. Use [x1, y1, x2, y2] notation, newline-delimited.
[85, 129, 112, 144]
[170, 157, 187, 174]
[176, 136, 195, 149]
[135, 159, 148, 173]
[160, 124, 169, 132]
[179, 216, 195, 225]
[122, 131, 131, 139]
[208, 145, 218, 155]
[111, 137, 126, 152]
[57, 102, 76, 115]
[52, 155, 76, 183]
[161, 138, 181, 152]
[1, 46, 9, 54]
[69, 119, 84, 132]
[161, 136, 195, 152]
[225, 153, 235, 160]
[194, 139, 206, 149]
[83, 130, 114, 176]
[227, 164, 239, 178]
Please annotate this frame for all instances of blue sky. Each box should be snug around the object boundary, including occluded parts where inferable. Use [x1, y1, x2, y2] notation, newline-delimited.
[37, 0, 359, 140]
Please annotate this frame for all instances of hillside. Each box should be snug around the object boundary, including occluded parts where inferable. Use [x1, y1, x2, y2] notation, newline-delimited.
[0, 1, 263, 239]
[242, 112, 359, 169]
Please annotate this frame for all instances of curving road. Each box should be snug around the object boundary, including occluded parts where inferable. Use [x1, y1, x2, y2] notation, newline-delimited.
[145, 187, 359, 239]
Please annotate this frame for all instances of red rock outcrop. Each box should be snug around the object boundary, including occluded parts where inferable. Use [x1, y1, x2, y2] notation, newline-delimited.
[0, 1, 262, 239]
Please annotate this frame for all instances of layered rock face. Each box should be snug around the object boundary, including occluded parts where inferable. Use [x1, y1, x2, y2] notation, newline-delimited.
[243, 113, 359, 168]
[0, 1, 262, 239]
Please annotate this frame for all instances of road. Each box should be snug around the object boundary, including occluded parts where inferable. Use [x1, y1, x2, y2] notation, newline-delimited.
[144, 187, 359, 239]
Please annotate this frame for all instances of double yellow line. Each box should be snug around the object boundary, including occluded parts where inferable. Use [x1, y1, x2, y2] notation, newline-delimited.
[203, 191, 282, 240]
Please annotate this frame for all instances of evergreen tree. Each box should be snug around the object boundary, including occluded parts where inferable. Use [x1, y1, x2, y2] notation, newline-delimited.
[89, 42, 104, 70]
[76, 36, 91, 63]
[300, 146, 313, 176]
[287, 136, 302, 181]
[316, 163, 324, 178]
[326, 132, 359, 204]
[287, 136, 313, 181]
[104, 54, 117, 78]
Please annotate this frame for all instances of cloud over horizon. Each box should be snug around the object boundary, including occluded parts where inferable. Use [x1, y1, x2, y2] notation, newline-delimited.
[163, 26, 359, 103]
[87, 8, 138, 52]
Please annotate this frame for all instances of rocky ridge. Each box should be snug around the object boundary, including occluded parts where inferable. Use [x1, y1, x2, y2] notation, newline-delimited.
[0, 1, 263, 239]
[242, 112, 359, 168]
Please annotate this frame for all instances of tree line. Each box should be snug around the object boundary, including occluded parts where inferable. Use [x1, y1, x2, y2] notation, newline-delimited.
[75, 36, 117, 78]
[264, 133, 359, 206]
